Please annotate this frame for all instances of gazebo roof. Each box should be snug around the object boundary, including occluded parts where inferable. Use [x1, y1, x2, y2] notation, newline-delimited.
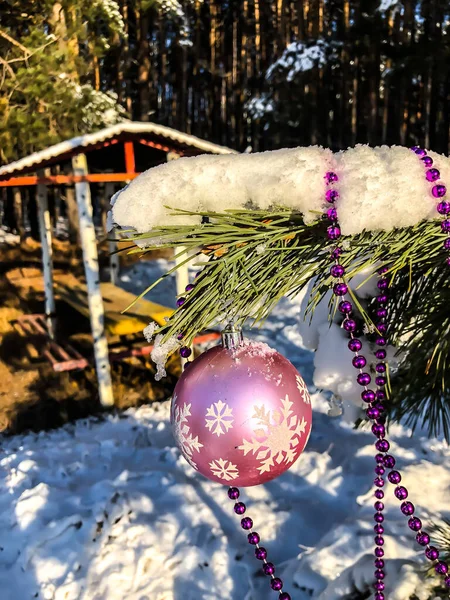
[0, 122, 237, 179]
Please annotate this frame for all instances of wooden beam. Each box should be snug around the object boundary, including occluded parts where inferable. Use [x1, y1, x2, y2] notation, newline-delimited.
[137, 138, 175, 153]
[72, 153, 114, 408]
[36, 170, 56, 337]
[124, 141, 136, 173]
[0, 173, 140, 187]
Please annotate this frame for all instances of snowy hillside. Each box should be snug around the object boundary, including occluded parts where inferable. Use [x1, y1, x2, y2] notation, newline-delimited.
[0, 261, 449, 600]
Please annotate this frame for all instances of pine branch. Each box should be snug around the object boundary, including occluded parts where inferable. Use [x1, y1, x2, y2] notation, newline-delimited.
[119, 208, 450, 439]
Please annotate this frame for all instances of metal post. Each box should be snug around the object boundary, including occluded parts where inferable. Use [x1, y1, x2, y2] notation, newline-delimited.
[105, 182, 119, 285]
[72, 154, 114, 408]
[36, 170, 56, 338]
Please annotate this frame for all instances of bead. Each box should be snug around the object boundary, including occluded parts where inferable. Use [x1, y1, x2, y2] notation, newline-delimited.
[374, 524, 384, 534]
[426, 168, 440, 182]
[372, 424, 386, 438]
[325, 171, 339, 183]
[378, 266, 389, 274]
[352, 355, 367, 368]
[185, 283, 195, 292]
[279, 594, 291, 600]
[176, 297, 186, 307]
[348, 338, 362, 352]
[368, 407, 381, 420]
[441, 220, 450, 233]
[333, 282, 348, 296]
[263, 562, 275, 576]
[194, 271, 201, 278]
[331, 247, 343, 259]
[445, 576, 450, 588]
[234, 502, 246, 515]
[394, 486, 408, 500]
[255, 547, 267, 560]
[414, 148, 427, 156]
[444, 238, 450, 250]
[388, 471, 401, 484]
[241, 517, 253, 530]
[374, 477, 385, 487]
[326, 189, 339, 203]
[375, 337, 386, 347]
[375, 536, 384, 546]
[228, 487, 240, 500]
[375, 376, 387, 386]
[376, 363, 386, 373]
[375, 594, 385, 600]
[361, 389, 376, 403]
[375, 390, 386, 401]
[339, 301, 353, 314]
[410, 145, 419, 151]
[375, 349, 387, 360]
[374, 512, 384, 523]
[375, 570, 385, 580]
[327, 207, 338, 221]
[374, 402, 385, 413]
[375, 465, 385, 475]
[437, 201, 450, 215]
[408, 517, 422, 531]
[432, 184, 447, 198]
[248, 532, 260, 545]
[271, 578, 283, 591]
[400, 501, 414, 516]
[416, 532, 430, 546]
[180, 346, 192, 358]
[183, 361, 192, 369]
[375, 501, 384, 511]
[436, 561, 449, 575]
[375, 453, 385, 463]
[421, 156, 433, 167]
[377, 294, 388, 304]
[327, 225, 341, 240]
[383, 455, 395, 469]
[425, 546, 439, 561]
[375, 439, 390, 452]
[357, 373, 371, 386]
[376, 309, 387, 319]
[177, 332, 184, 341]
[377, 279, 388, 290]
[343, 319, 357, 332]
[375, 489, 384, 499]
[375, 547, 384, 557]
[330, 264, 345, 278]
[375, 558, 385, 569]
[377, 323, 387, 334]
[374, 581, 385, 591]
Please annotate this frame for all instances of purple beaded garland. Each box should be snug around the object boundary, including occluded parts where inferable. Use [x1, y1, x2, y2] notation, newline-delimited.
[322, 160, 449, 592]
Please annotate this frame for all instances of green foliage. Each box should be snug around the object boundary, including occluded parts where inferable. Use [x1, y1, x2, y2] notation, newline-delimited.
[120, 209, 450, 441]
[0, 1, 125, 163]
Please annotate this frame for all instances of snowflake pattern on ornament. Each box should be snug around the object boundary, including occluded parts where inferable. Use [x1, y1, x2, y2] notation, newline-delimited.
[172, 396, 203, 469]
[205, 400, 234, 436]
[296, 375, 310, 404]
[238, 395, 308, 474]
[209, 458, 239, 481]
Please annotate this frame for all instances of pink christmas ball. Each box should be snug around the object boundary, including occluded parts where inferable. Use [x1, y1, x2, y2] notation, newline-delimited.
[170, 340, 312, 487]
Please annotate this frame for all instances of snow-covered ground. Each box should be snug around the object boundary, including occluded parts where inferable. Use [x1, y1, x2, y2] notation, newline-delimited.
[1, 259, 449, 600]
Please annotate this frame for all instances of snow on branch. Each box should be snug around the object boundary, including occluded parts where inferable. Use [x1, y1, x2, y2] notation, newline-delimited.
[112, 145, 449, 237]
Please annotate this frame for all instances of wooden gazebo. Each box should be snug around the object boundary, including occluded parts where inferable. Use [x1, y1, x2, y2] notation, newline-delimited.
[0, 123, 237, 406]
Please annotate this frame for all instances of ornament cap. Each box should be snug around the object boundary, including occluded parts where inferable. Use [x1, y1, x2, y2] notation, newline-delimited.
[221, 323, 244, 350]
